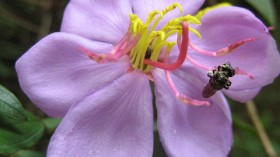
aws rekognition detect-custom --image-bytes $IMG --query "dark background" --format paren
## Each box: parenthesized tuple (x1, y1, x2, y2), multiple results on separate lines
(0, 0, 279, 156)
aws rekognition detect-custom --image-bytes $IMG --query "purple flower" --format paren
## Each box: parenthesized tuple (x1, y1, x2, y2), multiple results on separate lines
(16, 0, 280, 157)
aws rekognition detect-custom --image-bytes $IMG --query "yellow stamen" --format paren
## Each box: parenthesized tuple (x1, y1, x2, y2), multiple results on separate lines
(162, 2, 183, 15)
(189, 27, 202, 39)
(195, 3, 232, 20)
(128, 3, 202, 72)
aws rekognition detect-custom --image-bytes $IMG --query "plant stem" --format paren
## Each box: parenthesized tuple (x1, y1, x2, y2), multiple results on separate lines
(246, 100, 277, 157)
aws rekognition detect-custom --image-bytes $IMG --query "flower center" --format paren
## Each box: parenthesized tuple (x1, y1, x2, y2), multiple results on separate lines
(125, 3, 201, 72)
(78, 3, 202, 73)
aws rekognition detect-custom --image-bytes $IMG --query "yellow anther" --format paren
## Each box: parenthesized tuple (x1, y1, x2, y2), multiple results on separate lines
(151, 41, 176, 60)
(161, 20, 180, 32)
(189, 27, 202, 39)
(127, 2, 203, 72)
(168, 18, 180, 25)
(145, 41, 176, 72)
(132, 21, 139, 33)
(184, 15, 201, 25)
(151, 31, 165, 41)
(159, 14, 202, 40)
(146, 10, 163, 24)
(129, 14, 139, 32)
(131, 17, 145, 33)
(167, 25, 181, 31)
(162, 2, 183, 15)
(171, 16, 201, 25)
(149, 3, 184, 34)
(165, 30, 180, 39)
(196, 3, 232, 19)
(129, 14, 138, 22)
(165, 42, 176, 55)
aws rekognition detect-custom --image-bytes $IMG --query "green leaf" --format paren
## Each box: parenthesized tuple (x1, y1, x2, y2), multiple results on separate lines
(0, 100, 26, 124)
(0, 85, 23, 111)
(43, 118, 61, 133)
(0, 85, 26, 123)
(23, 110, 39, 121)
(245, 0, 276, 25)
(0, 120, 45, 155)
(0, 85, 45, 155)
(11, 150, 45, 157)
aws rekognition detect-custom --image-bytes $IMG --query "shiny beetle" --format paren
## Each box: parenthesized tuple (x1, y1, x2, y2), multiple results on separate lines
(203, 62, 235, 98)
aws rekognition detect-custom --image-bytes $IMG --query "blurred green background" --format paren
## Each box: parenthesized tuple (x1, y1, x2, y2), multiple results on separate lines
(0, 0, 279, 156)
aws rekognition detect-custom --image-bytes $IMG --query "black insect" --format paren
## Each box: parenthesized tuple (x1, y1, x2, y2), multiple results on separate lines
(203, 62, 235, 98)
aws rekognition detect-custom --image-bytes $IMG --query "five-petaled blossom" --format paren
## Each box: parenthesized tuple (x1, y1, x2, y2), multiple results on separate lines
(16, 0, 280, 157)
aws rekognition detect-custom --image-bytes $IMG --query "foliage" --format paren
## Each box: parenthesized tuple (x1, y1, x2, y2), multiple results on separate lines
(0, 85, 61, 156)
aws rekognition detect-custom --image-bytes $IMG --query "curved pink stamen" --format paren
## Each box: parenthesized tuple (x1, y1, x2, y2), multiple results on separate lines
(144, 21, 189, 71)
(111, 31, 132, 55)
(78, 46, 103, 62)
(165, 65, 210, 106)
(120, 34, 141, 56)
(189, 37, 256, 57)
(235, 68, 254, 79)
(185, 56, 210, 71)
(162, 44, 210, 106)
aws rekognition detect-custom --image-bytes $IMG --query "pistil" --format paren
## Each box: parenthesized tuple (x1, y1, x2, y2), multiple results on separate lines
(189, 37, 256, 57)
(144, 22, 189, 71)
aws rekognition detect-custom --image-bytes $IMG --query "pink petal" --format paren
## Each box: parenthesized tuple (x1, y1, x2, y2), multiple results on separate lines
(189, 6, 280, 90)
(223, 88, 261, 103)
(61, 0, 132, 43)
(153, 69, 232, 157)
(16, 33, 130, 117)
(47, 71, 153, 157)
(132, 0, 205, 27)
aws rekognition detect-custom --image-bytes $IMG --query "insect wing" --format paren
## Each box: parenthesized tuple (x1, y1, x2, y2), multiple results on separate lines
(202, 82, 218, 98)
